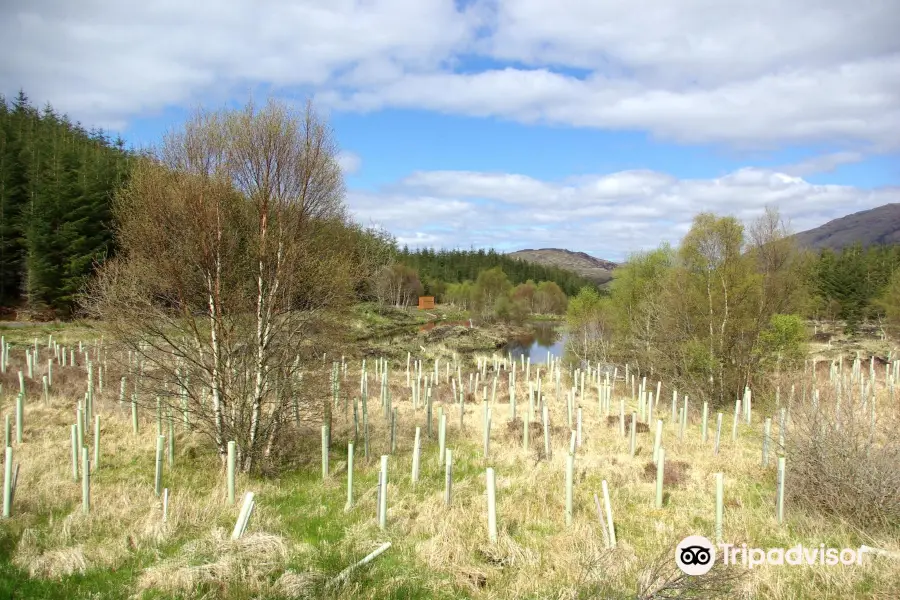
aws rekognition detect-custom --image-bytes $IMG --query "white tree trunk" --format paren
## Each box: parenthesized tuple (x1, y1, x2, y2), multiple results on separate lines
(207, 277, 225, 458)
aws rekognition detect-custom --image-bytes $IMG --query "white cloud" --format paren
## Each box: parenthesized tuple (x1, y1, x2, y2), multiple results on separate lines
(1, 0, 898, 149)
(400, 170, 563, 205)
(484, 0, 898, 85)
(347, 167, 900, 261)
(326, 58, 900, 148)
(336, 151, 362, 175)
(779, 152, 866, 177)
(0, 0, 479, 128)
(349, 191, 482, 230)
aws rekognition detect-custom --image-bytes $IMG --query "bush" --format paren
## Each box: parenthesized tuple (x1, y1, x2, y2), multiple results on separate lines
(756, 314, 807, 370)
(786, 386, 900, 531)
(566, 287, 612, 362)
(494, 295, 529, 325)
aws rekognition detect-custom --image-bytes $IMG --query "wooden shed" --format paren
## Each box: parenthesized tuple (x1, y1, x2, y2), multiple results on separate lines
(417, 296, 435, 310)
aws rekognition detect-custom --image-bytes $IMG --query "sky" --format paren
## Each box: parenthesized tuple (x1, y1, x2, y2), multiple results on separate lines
(1, 0, 899, 262)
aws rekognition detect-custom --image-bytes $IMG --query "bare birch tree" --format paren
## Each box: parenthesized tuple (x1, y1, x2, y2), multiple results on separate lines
(374, 263, 423, 307)
(85, 99, 374, 472)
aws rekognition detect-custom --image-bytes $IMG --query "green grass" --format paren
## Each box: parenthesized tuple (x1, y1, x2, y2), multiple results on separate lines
(0, 555, 144, 600)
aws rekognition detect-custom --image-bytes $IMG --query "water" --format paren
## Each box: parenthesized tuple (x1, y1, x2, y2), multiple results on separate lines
(502, 321, 567, 364)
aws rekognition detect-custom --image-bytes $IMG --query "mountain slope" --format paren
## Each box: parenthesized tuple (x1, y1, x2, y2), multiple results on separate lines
(508, 248, 618, 284)
(794, 204, 900, 251)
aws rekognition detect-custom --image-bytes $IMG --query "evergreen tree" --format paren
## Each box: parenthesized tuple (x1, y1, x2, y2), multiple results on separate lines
(0, 91, 34, 305)
(0, 91, 131, 315)
(811, 243, 900, 331)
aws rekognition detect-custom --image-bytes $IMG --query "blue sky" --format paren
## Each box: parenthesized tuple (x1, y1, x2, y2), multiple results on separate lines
(2, 0, 898, 261)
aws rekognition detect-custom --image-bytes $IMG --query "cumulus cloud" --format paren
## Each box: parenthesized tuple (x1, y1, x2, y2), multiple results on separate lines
(347, 168, 900, 260)
(326, 59, 900, 148)
(1, 0, 898, 148)
(0, 0, 480, 127)
(483, 0, 898, 85)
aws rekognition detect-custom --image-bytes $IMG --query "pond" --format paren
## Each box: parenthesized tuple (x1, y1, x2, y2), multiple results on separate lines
(502, 321, 568, 364)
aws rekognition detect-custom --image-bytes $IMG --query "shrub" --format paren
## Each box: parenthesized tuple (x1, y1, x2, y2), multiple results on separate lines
(786, 387, 900, 531)
(756, 314, 807, 371)
(494, 295, 529, 325)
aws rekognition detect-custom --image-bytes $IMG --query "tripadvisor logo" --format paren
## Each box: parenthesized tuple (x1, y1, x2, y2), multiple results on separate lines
(675, 536, 868, 575)
(676, 535, 716, 575)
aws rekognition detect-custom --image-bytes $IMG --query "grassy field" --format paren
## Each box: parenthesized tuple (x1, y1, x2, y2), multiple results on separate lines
(0, 326, 898, 599)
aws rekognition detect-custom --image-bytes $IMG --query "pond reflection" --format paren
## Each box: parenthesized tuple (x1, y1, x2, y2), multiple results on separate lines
(503, 321, 567, 364)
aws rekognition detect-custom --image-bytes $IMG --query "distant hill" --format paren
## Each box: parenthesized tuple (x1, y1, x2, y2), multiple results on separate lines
(794, 204, 900, 251)
(508, 248, 618, 284)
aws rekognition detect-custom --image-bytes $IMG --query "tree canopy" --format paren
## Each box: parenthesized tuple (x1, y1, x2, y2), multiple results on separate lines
(573, 209, 810, 405)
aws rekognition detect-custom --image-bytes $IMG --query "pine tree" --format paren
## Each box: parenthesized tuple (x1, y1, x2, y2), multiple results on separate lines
(0, 92, 34, 305)
(0, 91, 131, 315)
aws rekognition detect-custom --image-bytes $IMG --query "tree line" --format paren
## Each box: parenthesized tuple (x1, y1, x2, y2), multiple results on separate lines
(372, 262, 569, 322)
(566, 208, 900, 409)
(2, 89, 897, 348)
(396, 246, 598, 297)
(444, 267, 569, 321)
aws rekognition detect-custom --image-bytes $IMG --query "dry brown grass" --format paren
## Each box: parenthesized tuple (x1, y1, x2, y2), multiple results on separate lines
(2, 392, 249, 580)
(0, 349, 298, 594)
(3, 343, 900, 599)
(607, 414, 651, 433)
(363, 358, 900, 599)
(135, 528, 292, 596)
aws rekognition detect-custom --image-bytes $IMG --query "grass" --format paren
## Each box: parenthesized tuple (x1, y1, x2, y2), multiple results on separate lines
(0, 321, 103, 346)
(1, 337, 898, 598)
